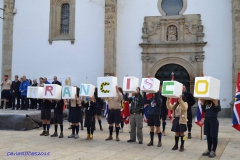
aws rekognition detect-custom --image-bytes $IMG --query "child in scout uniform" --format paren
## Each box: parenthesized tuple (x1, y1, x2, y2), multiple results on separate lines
(67, 88, 82, 139)
(166, 95, 188, 152)
(144, 91, 163, 147)
(81, 96, 96, 140)
(200, 99, 221, 158)
(105, 86, 123, 141)
(51, 99, 64, 138)
(40, 99, 52, 136)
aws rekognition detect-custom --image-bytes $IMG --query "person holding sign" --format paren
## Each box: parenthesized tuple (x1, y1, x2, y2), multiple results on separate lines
(200, 99, 221, 158)
(81, 96, 96, 140)
(40, 99, 52, 136)
(182, 85, 196, 139)
(51, 99, 64, 138)
(67, 88, 82, 139)
(166, 95, 188, 152)
(105, 86, 123, 141)
(94, 88, 104, 131)
(144, 92, 162, 147)
(126, 87, 144, 144)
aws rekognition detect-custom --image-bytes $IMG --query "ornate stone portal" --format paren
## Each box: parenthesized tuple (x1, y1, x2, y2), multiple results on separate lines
(140, 2, 207, 93)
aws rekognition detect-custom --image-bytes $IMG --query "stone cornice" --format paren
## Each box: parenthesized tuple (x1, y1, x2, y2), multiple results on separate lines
(139, 42, 207, 48)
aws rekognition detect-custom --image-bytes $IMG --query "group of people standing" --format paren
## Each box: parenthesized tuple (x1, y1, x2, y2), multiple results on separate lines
(0, 75, 60, 110)
(1, 75, 221, 158)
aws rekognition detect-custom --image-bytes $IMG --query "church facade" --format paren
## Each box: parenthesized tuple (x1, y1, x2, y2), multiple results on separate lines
(0, 0, 239, 117)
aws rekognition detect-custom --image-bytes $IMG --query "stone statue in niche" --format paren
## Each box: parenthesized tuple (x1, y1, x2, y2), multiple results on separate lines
(167, 25, 177, 41)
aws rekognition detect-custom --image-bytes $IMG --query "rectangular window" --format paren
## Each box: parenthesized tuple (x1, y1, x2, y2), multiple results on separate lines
(61, 4, 70, 34)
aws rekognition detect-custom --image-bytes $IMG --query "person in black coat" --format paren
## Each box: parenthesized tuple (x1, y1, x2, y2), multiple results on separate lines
(182, 85, 196, 139)
(82, 96, 96, 140)
(51, 99, 64, 138)
(94, 88, 104, 131)
(52, 76, 62, 86)
(200, 99, 221, 158)
(159, 83, 168, 136)
(11, 75, 21, 110)
(51, 76, 62, 111)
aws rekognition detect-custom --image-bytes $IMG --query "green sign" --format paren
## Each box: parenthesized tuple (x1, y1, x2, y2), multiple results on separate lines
(162, 81, 174, 95)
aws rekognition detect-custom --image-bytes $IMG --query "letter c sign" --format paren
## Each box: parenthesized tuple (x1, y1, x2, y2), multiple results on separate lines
(195, 80, 209, 94)
(100, 82, 110, 93)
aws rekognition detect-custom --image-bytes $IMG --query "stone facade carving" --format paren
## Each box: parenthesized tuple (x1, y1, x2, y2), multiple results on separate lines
(104, 0, 117, 76)
(49, 0, 76, 45)
(140, 14, 207, 92)
(2, 0, 14, 79)
(189, 55, 205, 63)
(167, 25, 177, 41)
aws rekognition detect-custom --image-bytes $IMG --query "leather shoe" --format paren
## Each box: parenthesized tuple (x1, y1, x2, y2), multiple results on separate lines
(127, 139, 135, 142)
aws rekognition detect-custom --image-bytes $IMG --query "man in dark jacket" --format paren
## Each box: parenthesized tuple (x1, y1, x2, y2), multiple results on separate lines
(11, 75, 21, 110)
(127, 87, 144, 144)
(30, 79, 38, 109)
(159, 84, 168, 136)
(52, 76, 61, 86)
(182, 85, 196, 139)
(51, 76, 61, 109)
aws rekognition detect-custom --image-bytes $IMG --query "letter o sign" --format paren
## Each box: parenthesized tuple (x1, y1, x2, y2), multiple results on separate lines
(195, 80, 209, 94)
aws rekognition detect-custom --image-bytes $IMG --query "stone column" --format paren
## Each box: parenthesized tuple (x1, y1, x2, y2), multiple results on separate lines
(232, 0, 240, 97)
(1, 0, 14, 79)
(160, 20, 166, 42)
(104, 0, 117, 76)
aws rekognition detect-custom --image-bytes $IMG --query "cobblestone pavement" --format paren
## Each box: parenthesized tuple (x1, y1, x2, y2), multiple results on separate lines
(0, 118, 239, 160)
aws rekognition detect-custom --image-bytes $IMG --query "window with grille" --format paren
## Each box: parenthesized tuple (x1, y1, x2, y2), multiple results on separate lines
(61, 4, 70, 34)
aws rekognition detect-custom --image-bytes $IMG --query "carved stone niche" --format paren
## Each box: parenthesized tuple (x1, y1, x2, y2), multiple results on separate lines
(139, 14, 207, 92)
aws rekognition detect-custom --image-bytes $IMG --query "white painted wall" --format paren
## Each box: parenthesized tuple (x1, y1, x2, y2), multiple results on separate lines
(12, 0, 105, 87)
(117, 0, 232, 108)
(186, 0, 232, 108)
(117, 0, 160, 89)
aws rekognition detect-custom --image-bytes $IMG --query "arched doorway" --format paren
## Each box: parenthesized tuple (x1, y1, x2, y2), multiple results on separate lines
(155, 63, 190, 91)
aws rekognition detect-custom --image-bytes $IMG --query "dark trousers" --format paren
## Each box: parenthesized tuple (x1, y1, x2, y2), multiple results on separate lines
(8, 94, 12, 108)
(30, 98, 37, 109)
(21, 95, 29, 109)
(37, 99, 42, 110)
(12, 94, 20, 109)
